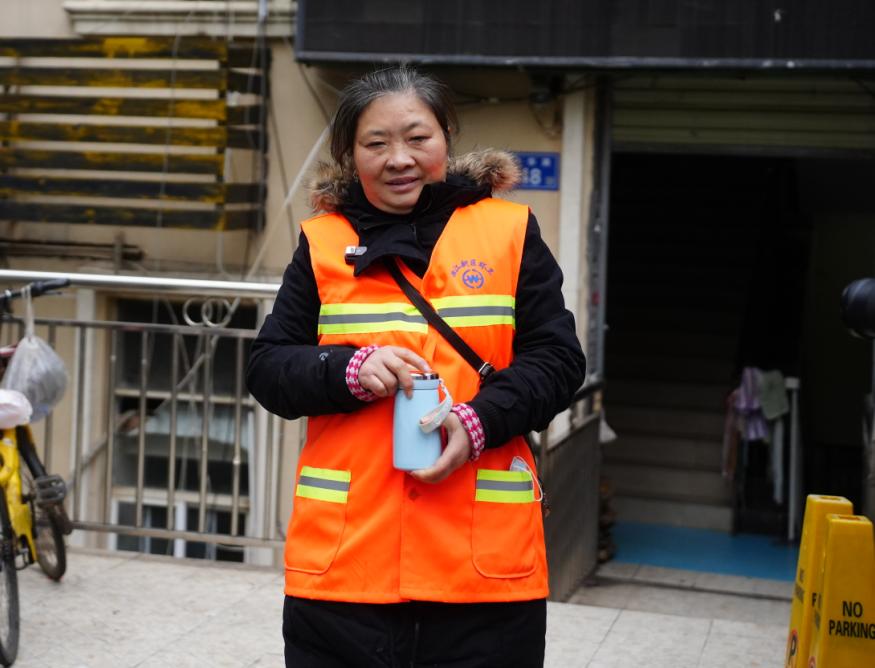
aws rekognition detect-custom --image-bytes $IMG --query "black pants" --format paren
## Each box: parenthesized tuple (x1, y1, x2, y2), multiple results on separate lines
(283, 596, 547, 668)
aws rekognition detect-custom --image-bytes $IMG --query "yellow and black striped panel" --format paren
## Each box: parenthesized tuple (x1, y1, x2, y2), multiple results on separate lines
(295, 467, 351, 504)
(318, 294, 515, 336)
(317, 302, 427, 335)
(475, 469, 534, 504)
(433, 295, 515, 328)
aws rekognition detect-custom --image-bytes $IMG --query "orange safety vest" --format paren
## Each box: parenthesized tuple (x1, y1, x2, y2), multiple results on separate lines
(285, 197, 548, 603)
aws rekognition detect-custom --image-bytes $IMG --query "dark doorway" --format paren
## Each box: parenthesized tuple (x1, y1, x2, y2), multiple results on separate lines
(603, 152, 873, 541)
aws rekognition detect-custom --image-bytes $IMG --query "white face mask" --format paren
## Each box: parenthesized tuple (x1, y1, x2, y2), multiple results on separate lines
(510, 456, 544, 502)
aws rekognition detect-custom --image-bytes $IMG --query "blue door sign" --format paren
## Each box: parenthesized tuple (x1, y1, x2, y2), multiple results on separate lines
(514, 152, 560, 191)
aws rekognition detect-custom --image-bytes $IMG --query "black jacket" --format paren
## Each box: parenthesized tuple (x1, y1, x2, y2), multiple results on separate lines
(246, 150, 586, 449)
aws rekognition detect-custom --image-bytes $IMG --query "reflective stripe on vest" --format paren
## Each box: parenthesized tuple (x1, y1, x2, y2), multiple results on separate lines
(318, 294, 515, 336)
(475, 469, 534, 503)
(318, 302, 427, 335)
(432, 295, 515, 328)
(296, 466, 351, 503)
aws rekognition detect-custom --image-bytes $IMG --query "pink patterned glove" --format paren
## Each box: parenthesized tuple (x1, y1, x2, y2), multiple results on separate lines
(451, 403, 486, 461)
(345, 345, 380, 402)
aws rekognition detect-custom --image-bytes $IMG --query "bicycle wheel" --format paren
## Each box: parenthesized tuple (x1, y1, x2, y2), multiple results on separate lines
(0, 488, 20, 666)
(22, 469, 66, 581)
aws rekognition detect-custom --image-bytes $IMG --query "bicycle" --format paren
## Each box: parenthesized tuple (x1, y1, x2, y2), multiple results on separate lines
(0, 278, 74, 666)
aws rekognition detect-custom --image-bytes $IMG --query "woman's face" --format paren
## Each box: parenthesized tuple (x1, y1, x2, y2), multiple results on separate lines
(353, 92, 448, 215)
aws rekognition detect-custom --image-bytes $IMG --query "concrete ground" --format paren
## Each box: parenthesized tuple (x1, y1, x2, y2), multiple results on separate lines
(13, 549, 792, 667)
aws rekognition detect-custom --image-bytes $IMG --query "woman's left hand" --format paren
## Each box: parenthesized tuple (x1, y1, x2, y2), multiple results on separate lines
(410, 412, 471, 484)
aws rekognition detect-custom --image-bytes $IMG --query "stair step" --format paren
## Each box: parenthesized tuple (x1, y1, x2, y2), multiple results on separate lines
(610, 202, 765, 221)
(608, 261, 754, 286)
(610, 179, 770, 201)
(608, 405, 725, 439)
(603, 434, 723, 471)
(606, 332, 737, 359)
(606, 353, 735, 384)
(611, 496, 733, 532)
(610, 162, 772, 190)
(606, 220, 761, 245)
(607, 285, 747, 309)
(606, 380, 728, 410)
(609, 254, 756, 275)
(608, 238, 757, 261)
(604, 462, 732, 506)
(607, 306, 741, 334)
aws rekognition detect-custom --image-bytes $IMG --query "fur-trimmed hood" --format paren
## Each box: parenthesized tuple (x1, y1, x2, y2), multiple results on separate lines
(308, 149, 521, 213)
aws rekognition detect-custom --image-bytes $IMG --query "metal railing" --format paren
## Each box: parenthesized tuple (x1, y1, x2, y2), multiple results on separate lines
(1, 269, 603, 577)
(539, 379, 604, 601)
(0, 269, 279, 299)
(1, 270, 286, 562)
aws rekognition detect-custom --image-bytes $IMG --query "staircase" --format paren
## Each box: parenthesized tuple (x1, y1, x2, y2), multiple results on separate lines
(602, 154, 774, 531)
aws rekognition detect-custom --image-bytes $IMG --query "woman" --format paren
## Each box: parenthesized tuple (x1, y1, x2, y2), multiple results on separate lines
(247, 66, 586, 667)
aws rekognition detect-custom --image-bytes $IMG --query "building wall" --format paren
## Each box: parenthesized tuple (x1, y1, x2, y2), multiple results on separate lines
(0, 4, 598, 560)
(0, 4, 579, 279)
(0, 0, 75, 38)
(256, 64, 569, 277)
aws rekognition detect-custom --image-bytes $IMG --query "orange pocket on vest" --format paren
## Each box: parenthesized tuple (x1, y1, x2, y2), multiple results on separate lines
(284, 466, 350, 575)
(471, 469, 538, 578)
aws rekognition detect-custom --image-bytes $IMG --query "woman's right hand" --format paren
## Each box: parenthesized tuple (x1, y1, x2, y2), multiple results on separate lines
(358, 346, 431, 399)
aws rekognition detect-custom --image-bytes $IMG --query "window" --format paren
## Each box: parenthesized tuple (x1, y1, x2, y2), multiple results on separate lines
(64, 0, 295, 38)
(110, 297, 257, 563)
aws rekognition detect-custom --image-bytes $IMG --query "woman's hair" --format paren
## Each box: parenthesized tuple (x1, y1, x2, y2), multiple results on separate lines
(329, 65, 458, 168)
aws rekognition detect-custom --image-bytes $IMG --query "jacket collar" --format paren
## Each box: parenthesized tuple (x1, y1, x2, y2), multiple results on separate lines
(343, 175, 489, 276)
(306, 149, 522, 277)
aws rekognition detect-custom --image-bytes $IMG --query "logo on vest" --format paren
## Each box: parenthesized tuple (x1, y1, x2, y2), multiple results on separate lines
(451, 258, 494, 290)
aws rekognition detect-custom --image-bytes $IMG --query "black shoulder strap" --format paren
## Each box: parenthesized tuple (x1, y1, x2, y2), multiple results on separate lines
(383, 258, 495, 383)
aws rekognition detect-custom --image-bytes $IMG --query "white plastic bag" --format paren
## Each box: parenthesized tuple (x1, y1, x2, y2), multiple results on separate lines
(0, 389, 32, 429)
(0, 286, 67, 422)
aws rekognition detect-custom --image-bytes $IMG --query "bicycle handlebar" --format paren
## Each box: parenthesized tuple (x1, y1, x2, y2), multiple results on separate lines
(842, 278, 875, 339)
(1, 278, 71, 306)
